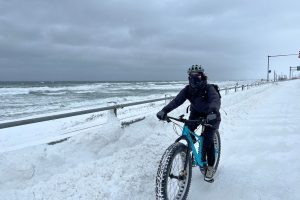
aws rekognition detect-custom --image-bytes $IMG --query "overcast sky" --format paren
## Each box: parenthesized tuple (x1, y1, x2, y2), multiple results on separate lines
(0, 0, 300, 81)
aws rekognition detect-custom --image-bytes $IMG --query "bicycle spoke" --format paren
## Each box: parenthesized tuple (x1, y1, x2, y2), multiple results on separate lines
(156, 142, 193, 200)
(167, 152, 187, 199)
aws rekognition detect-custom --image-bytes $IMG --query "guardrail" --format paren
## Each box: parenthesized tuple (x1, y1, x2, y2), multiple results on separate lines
(0, 81, 270, 130)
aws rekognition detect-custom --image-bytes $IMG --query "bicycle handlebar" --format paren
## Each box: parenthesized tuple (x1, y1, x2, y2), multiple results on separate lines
(166, 115, 208, 125)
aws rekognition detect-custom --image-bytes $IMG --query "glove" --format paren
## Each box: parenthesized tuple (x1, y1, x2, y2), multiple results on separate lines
(206, 112, 217, 122)
(156, 110, 167, 120)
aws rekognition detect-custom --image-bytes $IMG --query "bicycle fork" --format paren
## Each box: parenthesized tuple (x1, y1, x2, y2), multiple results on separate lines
(174, 135, 191, 179)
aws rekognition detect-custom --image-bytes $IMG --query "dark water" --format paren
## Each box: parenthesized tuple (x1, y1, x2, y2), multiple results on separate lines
(0, 80, 251, 121)
(0, 81, 187, 121)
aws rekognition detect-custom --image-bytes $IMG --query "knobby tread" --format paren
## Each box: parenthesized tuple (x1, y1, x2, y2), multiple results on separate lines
(155, 142, 192, 200)
(213, 131, 221, 171)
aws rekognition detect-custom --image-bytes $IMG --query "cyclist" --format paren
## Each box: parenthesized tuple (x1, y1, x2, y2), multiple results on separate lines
(156, 64, 221, 182)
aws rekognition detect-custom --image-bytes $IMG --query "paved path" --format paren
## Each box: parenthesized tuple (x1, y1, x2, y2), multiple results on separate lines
(190, 80, 300, 200)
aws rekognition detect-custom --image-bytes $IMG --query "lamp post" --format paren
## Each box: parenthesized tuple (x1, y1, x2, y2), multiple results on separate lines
(267, 53, 299, 81)
(273, 70, 277, 82)
(267, 55, 270, 81)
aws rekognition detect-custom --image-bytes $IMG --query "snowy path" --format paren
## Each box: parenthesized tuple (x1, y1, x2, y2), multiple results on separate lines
(1, 80, 300, 200)
(190, 80, 300, 200)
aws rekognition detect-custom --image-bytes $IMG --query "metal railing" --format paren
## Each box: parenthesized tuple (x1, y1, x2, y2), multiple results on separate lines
(0, 97, 170, 129)
(0, 81, 271, 130)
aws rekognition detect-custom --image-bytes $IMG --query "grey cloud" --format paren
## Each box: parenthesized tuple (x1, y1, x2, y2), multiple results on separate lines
(0, 0, 300, 81)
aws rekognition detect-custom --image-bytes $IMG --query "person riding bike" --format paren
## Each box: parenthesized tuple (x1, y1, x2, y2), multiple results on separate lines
(156, 64, 221, 182)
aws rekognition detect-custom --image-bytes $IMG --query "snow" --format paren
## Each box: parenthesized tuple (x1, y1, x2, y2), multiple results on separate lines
(1, 80, 300, 199)
(190, 80, 300, 200)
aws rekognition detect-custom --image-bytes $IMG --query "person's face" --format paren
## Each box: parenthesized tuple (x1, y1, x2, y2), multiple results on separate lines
(189, 73, 202, 80)
(188, 73, 203, 87)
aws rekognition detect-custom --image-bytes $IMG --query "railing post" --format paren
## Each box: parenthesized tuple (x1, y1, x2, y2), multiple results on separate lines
(235, 86, 237, 92)
(242, 85, 244, 91)
(225, 87, 228, 95)
(107, 101, 118, 121)
(165, 94, 172, 105)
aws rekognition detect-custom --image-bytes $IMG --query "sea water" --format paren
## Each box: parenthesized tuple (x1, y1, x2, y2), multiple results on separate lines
(0, 80, 251, 121)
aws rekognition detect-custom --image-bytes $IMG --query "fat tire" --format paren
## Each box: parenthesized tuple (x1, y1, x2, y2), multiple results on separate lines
(213, 130, 221, 171)
(155, 142, 192, 200)
(200, 130, 221, 175)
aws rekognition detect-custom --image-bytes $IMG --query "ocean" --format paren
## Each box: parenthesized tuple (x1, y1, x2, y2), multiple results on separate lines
(0, 80, 251, 122)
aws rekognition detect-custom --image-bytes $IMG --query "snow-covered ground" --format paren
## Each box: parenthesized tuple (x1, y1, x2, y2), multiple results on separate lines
(0, 80, 300, 200)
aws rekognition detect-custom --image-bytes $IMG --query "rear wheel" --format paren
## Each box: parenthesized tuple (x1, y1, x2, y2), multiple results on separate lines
(199, 130, 221, 175)
(213, 130, 221, 171)
(155, 142, 192, 200)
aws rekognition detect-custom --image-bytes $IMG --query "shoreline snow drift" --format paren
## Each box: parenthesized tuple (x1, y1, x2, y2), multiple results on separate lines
(1, 80, 300, 200)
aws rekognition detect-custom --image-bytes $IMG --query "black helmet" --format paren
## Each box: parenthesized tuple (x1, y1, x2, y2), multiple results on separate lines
(187, 64, 204, 75)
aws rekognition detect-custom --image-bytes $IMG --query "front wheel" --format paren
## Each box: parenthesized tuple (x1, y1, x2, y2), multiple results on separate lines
(155, 142, 192, 200)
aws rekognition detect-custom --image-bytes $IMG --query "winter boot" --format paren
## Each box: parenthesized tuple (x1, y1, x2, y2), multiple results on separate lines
(204, 166, 214, 183)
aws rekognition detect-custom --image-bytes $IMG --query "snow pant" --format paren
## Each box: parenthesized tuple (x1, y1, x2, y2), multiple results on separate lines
(185, 111, 220, 167)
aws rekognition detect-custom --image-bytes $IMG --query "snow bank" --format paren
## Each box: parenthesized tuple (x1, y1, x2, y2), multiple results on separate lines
(1, 81, 300, 200)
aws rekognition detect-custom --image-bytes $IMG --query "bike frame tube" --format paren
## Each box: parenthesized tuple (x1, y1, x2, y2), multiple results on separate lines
(182, 125, 207, 168)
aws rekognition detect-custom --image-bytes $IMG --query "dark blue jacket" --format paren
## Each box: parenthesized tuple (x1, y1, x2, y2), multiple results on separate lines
(162, 84, 221, 120)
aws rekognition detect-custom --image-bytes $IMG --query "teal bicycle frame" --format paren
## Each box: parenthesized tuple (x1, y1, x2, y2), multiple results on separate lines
(168, 115, 219, 172)
(181, 125, 207, 168)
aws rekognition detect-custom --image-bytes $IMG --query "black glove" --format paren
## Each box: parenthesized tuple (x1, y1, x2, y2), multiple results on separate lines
(206, 112, 217, 122)
(157, 110, 167, 120)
